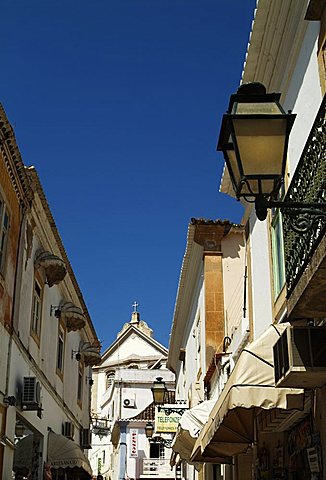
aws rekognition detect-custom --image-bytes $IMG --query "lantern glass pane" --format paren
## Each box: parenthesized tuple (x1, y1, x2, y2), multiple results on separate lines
(233, 102, 283, 115)
(225, 148, 241, 192)
(152, 385, 165, 405)
(232, 118, 287, 178)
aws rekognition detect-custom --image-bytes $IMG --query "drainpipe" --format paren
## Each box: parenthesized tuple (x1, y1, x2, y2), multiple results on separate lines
(118, 422, 128, 480)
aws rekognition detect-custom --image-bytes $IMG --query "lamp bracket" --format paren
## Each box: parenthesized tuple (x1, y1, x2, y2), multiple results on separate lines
(254, 195, 326, 232)
(157, 406, 188, 416)
(150, 437, 173, 448)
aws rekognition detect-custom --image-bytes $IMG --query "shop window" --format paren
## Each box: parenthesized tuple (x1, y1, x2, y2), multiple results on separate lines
(31, 279, 43, 342)
(56, 324, 65, 377)
(0, 194, 9, 275)
(271, 210, 286, 298)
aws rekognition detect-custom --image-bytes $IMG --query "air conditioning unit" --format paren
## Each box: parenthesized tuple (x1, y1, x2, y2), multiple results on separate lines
(273, 326, 326, 388)
(22, 377, 41, 410)
(63, 422, 75, 439)
(123, 398, 136, 408)
(80, 428, 92, 449)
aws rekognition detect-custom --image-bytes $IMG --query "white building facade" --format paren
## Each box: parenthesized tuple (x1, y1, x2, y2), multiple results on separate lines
(90, 309, 175, 480)
(185, 1, 326, 479)
(0, 105, 100, 479)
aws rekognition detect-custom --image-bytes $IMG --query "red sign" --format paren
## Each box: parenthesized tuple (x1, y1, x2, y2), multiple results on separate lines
(130, 429, 138, 458)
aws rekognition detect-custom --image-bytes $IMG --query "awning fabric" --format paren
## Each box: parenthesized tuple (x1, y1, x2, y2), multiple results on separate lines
(191, 324, 304, 463)
(171, 399, 231, 469)
(14, 432, 92, 475)
(48, 432, 92, 475)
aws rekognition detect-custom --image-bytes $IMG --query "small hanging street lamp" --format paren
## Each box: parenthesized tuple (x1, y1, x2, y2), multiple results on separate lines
(217, 82, 326, 229)
(145, 422, 172, 448)
(145, 421, 154, 439)
(151, 377, 166, 406)
(151, 377, 188, 416)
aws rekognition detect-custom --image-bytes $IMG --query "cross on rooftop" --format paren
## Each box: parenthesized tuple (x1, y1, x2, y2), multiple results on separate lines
(132, 301, 139, 313)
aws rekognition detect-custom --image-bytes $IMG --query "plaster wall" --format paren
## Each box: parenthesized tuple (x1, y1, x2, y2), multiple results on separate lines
(4, 340, 90, 479)
(175, 269, 205, 406)
(0, 324, 10, 395)
(283, 21, 323, 177)
(103, 335, 163, 364)
(221, 233, 246, 339)
(249, 214, 273, 339)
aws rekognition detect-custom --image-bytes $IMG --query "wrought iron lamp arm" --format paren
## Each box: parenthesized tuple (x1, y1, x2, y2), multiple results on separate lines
(255, 195, 326, 232)
(157, 405, 188, 416)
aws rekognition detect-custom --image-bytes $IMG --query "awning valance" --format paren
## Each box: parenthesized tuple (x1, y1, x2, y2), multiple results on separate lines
(191, 324, 305, 463)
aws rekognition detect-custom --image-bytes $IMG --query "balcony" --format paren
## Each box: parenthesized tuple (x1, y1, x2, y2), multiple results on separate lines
(283, 96, 326, 319)
(140, 458, 175, 479)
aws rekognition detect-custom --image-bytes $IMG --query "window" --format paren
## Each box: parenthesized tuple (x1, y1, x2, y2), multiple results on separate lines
(31, 280, 42, 339)
(0, 195, 9, 274)
(56, 325, 65, 375)
(106, 372, 115, 389)
(77, 368, 83, 404)
(271, 210, 286, 298)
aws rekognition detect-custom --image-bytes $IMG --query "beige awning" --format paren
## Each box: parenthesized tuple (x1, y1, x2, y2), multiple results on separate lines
(191, 324, 305, 463)
(48, 431, 92, 474)
(171, 399, 231, 466)
(14, 432, 92, 475)
(172, 400, 215, 459)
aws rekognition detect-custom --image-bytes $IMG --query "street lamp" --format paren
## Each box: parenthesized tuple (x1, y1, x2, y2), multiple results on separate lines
(145, 422, 173, 448)
(217, 82, 326, 227)
(145, 421, 155, 439)
(151, 377, 166, 406)
(151, 377, 188, 416)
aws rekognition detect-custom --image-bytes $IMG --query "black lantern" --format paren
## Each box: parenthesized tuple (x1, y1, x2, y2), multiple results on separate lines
(218, 82, 296, 203)
(151, 377, 166, 406)
(218, 82, 326, 227)
(145, 422, 154, 439)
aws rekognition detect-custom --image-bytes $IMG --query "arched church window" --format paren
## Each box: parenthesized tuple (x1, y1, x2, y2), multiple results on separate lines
(106, 372, 115, 389)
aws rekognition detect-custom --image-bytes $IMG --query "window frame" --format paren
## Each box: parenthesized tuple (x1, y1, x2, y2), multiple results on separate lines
(30, 277, 43, 345)
(56, 322, 66, 379)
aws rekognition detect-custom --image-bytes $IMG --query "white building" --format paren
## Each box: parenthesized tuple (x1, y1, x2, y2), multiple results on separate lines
(90, 308, 175, 480)
(0, 104, 100, 479)
(185, 1, 326, 479)
(168, 219, 246, 480)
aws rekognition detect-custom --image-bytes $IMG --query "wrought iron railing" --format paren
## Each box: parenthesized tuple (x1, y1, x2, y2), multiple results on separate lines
(283, 96, 326, 294)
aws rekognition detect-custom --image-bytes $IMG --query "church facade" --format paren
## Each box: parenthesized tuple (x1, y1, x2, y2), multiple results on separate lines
(90, 307, 175, 480)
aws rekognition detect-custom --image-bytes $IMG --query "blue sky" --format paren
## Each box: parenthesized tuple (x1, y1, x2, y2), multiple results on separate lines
(1, 0, 256, 349)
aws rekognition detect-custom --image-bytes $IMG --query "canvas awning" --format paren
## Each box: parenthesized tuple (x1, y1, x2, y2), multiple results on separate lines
(171, 399, 231, 469)
(191, 324, 305, 463)
(13, 432, 92, 476)
(48, 431, 92, 474)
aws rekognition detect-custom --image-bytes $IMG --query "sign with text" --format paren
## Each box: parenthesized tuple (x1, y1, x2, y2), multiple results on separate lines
(155, 408, 182, 433)
(130, 429, 138, 457)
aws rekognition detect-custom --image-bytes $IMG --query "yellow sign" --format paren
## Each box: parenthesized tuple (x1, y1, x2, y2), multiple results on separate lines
(155, 409, 181, 433)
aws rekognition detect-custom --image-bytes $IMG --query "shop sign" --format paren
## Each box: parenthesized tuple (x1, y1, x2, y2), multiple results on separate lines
(155, 409, 181, 433)
(130, 429, 138, 457)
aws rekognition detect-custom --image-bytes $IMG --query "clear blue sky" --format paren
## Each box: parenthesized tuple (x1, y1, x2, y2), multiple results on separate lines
(1, 0, 256, 349)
